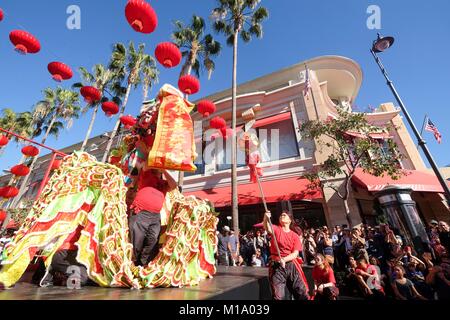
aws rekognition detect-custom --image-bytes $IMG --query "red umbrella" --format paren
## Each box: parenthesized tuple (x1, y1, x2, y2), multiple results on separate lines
(197, 100, 216, 118)
(10, 164, 30, 177)
(120, 115, 137, 129)
(48, 62, 73, 82)
(155, 42, 181, 68)
(210, 116, 226, 129)
(0, 8, 4, 22)
(125, 0, 158, 34)
(80, 86, 102, 104)
(9, 30, 41, 54)
(101, 101, 119, 117)
(178, 75, 200, 95)
(22, 145, 39, 157)
(2, 186, 19, 199)
(0, 135, 9, 147)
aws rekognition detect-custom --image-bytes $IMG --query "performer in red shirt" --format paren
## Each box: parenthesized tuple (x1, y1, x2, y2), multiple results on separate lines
(129, 169, 176, 266)
(263, 210, 309, 300)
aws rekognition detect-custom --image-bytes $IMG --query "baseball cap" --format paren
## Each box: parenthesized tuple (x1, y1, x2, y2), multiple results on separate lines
(223, 226, 230, 232)
(430, 220, 438, 225)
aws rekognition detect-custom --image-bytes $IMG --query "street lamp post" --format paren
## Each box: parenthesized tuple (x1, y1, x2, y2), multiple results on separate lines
(371, 33, 450, 206)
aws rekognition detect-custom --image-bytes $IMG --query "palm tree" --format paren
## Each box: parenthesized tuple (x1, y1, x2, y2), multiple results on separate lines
(172, 15, 222, 79)
(171, 15, 222, 187)
(101, 42, 159, 162)
(142, 64, 159, 101)
(212, 0, 268, 234)
(73, 64, 123, 152)
(11, 87, 80, 207)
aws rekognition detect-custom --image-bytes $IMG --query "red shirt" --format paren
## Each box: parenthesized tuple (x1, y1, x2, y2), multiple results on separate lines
(131, 187, 165, 215)
(270, 225, 302, 259)
(312, 266, 336, 285)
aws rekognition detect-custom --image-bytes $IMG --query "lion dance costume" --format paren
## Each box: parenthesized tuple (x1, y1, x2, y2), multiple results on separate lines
(0, 85, 218, 289)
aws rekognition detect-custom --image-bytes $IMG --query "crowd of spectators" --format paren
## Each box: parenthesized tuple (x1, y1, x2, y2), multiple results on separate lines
(216, 219, 450, 300)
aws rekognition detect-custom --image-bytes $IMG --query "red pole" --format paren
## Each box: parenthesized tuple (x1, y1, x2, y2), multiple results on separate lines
(0, 127, 67, 157)
(35, 152, 57, 200)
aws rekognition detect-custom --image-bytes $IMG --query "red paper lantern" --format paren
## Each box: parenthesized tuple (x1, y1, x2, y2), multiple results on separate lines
(22, 145, 39, 157)
(210, 116, 226, 129)
(125, 0, 158, 34)
(9, 30, 41, 55)
(120, 115, 137, 129)
(51, 159, 62, 170)
(2, 186, 19, 199)
(0, 210, 6, 222)
(178, 75, 200, 95)
(102, 101, 119, 117)
(155, 42, 181, 68)
(11, 164, 30, 177)
(197, 100, 216, 118)
(0, 135, 9, 146)
(48, 62, 73, 82)
(80, 86, 102, 104)
(0, 8, 4, 22)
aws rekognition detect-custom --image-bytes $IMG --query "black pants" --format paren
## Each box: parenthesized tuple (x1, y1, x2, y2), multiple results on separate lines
(269, 261, 309, 300)
(129, 211, 161, 266)
(32, 250, 89, 287)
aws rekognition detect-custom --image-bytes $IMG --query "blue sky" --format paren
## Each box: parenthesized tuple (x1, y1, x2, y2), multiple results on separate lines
(0, 0, 449, 171)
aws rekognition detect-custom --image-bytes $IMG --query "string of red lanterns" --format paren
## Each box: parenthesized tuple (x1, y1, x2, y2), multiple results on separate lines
(197, 100, 216, 118)
(102, 101, 119, 117)
(80, 86, 102, 104)
(125, 0, 158, 34)
(155, 42, 181, 68)
(10, 164, 30, 177)
(178, 75, 200, 95)
(0, 135, 9, 147)
(9, 30, 41, 55)
(48, 62, 73, 82)
(21, 145, 39, 157)
(120, 115, 137, 129)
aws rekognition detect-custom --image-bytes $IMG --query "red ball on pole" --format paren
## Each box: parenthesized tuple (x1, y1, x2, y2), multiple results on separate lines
(210, 116, 226, 129)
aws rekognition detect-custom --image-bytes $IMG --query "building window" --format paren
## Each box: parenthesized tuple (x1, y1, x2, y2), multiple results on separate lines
(257, 119, 299, 162)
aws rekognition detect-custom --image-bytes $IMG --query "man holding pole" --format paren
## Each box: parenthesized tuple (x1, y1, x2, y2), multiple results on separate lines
(263, 210, 309, 300)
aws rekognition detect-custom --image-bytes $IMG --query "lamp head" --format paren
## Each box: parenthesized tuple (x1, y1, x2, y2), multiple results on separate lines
(372, 33, 395, 53)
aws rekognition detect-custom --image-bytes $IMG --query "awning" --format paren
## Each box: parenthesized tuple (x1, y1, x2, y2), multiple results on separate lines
(352, 168, 448, 193)
(253, 112, 291, 128)
(185, 176, 323, 208)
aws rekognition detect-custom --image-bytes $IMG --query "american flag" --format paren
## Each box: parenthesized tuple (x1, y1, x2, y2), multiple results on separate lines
(425, 118, 442, 144)
(303, 66, 312, 98)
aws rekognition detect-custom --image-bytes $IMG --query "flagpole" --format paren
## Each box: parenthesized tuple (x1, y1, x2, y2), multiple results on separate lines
(417, 115, 428, 149)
